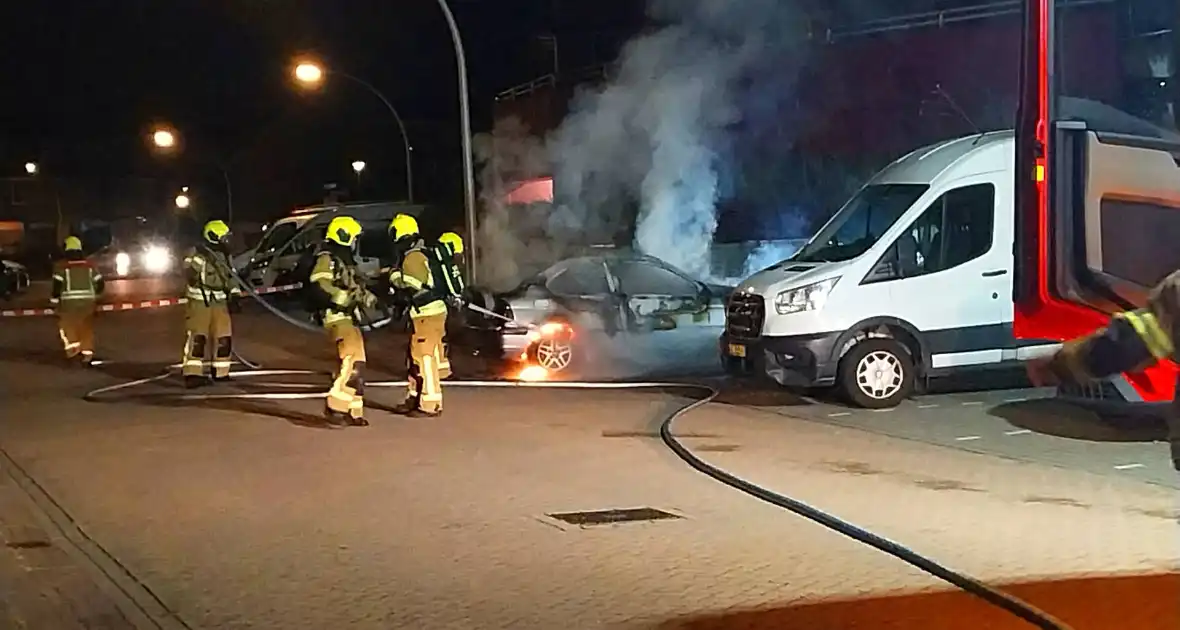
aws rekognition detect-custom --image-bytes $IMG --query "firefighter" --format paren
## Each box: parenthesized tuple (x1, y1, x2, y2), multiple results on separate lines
(432, 231, 467, 379)
(1027, 269, 1180, 473)
(388, 214, 449, 417)
(51, 236, 104, 365)
(309, 215, 379, 427)
(182, 220, 239, 388)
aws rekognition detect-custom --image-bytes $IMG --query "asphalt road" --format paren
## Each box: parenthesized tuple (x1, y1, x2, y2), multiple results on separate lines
(0, 307, 1176, 629)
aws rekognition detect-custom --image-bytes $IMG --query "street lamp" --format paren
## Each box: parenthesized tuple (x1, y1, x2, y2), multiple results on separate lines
(292, 60, 415, 204)
(351, 160, 366, 174)
(24, 162, 37, 175)
(152, 129, 176, 149)
(175, 193, 191, 209)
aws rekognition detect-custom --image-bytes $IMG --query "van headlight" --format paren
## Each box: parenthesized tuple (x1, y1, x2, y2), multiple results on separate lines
(141, 244, 173, 274)
(115, 252, 131, 277)
(774, 277, 839, 315)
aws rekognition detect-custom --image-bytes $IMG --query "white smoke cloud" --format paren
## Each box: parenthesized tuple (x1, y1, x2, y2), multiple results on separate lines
(476, 0, 812, 289)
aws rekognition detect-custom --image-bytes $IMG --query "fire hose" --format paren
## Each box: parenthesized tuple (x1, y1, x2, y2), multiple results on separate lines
(82, 243, 1071, 629)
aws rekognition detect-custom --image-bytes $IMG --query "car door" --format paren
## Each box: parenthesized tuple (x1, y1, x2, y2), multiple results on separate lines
(865, 180, 1006, 369)
(541, 258, 614, 333)
(608, 258, 708, 332)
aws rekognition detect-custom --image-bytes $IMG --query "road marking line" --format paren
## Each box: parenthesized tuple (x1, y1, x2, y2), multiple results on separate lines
(917, 404, 939, 409)
(955, 435, 982, 441)
(872, 408, 894, 413)
(828, 412, 851, 417)
(1114, 463, 1145, 470)
(1003, 398, 1029, 403)
(1004, 429, 1033, 436)
(960, 401, 984, 406)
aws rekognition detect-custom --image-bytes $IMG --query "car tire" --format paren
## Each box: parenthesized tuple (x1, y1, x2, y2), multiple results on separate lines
(528, 327, 577, 373)
(838, 338, 915, 409)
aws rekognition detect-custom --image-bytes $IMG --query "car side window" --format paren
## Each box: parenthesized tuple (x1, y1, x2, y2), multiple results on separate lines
(866, 183, 995, 282)
(258, 223, 298, 255)
(546, 260, 610, 295)
(612, 261, 698, 296)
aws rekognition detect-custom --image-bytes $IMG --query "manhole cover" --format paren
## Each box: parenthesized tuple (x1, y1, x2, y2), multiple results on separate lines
(6, 540, 51, 549)
(547, 507, 682, 526)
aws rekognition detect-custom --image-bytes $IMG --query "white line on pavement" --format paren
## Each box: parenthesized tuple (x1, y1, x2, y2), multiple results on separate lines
(955, 435, 982, 442)
(917, 403, 939, 409)
(1113, 463, 1145, 470)
(1004, 429, 1033, 436)
(960, 401, 984, 406)
(828, 412, 851, 417)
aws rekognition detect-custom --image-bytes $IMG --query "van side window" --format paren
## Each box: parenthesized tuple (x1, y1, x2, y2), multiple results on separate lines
(866, 183, 995, 282)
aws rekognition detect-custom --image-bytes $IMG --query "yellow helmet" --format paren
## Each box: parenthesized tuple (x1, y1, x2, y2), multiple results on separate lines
(203, 220, 231, 244)
(63, 236, 83, 252)
(390, 213, 419, 240)
(438, 231, 464, 255)
(325, 216, 363, 247)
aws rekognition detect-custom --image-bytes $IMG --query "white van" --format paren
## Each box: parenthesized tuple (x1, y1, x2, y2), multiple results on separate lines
(721, 130, 1060, 408)
(236, 202, 429, 288)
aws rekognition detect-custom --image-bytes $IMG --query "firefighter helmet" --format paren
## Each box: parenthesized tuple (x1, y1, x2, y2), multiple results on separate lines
(438, 231, 464, 255)
(326, 216, 363, 247)
(203, 220, 231, 244)
(389, 213, 419, 240)
(63, 236, 83, 252)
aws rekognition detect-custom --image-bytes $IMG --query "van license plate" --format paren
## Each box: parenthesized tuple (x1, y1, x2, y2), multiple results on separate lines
(728, 344, 746, 358)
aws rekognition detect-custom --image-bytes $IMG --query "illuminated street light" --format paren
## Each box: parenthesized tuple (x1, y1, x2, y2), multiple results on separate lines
(292, 59, 415, 204)
(293, 62, 324, 85)
(24, 162, 37, 175)
(175, 193, 191, 209)
(152, 129, 176, 149)
(351, 160, 366, 174)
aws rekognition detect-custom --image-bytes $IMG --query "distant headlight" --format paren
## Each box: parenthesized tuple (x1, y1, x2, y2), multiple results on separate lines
(115, 252, 131, 277)
(141, 245, 172, 274)
(774, 277, 839, 315)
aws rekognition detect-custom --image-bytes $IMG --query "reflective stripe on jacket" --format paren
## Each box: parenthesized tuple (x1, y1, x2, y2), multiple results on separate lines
(389, 247, 447, 318)
(184, 249, 238, 303)
(52, 260, 103, 303)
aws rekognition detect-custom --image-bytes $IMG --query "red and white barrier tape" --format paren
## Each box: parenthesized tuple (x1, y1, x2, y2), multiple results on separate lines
(0, 283, 302, 318)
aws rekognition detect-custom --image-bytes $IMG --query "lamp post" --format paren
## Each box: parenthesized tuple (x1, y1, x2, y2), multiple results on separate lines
(150, 126, 234, 224)
(24, 162, 37, 175)
(175, 193, 191, 209)
(294, 62, 415, 203)
(434, 0, 479, 283)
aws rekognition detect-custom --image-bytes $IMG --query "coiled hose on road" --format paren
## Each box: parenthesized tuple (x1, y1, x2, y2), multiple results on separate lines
(76, 240, 1075, 628)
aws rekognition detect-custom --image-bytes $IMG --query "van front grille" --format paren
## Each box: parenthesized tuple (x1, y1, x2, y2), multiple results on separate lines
(726, 293, 764, 339)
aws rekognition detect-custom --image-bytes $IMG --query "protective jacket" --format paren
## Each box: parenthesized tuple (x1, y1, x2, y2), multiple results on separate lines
(51, 255, 104, 305)
(1044, 269, 1180, 468)
(184, 247, 237, 304)
(309, 247, 369, 327)
(388, 240, 448, 319)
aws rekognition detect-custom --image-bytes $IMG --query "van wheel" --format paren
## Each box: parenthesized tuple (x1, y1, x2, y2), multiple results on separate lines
(838, 338, 914, 409)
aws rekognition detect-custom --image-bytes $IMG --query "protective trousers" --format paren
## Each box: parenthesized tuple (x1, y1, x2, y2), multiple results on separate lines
(437, 337, 452, 380)
(1168, 397, 1180, 471)
(183, 301, 233, 378)
(405, 314, 446, 413)
(57, 302, 96, 361)
(327, 321, 367, 419)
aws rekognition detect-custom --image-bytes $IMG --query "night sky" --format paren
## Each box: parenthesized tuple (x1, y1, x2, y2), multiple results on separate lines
(0, 1, 583, 221)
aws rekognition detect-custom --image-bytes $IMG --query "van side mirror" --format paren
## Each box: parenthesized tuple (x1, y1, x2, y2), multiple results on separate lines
(864, 244, 902, 283)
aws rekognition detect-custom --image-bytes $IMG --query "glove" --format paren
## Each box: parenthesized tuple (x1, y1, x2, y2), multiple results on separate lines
(446, 294, 466, 309)
(360, 291, 379, 309)
(228, 295, 242, 314)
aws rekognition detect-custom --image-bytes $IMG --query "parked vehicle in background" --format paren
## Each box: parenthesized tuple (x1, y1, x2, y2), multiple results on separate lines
(0, 259, 30, 299)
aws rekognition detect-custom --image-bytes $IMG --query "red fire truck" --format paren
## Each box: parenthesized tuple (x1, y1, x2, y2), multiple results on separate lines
(1014, 0, 1178, 402)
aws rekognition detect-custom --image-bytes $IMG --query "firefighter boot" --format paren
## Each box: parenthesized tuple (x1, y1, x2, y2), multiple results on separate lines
(323, 406, 351, 428)
(405, 408, 442, 419)
(348, 415, 370, 427)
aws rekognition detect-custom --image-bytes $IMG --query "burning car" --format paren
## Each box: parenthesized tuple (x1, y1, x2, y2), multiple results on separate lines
(460, 251, 732, 374)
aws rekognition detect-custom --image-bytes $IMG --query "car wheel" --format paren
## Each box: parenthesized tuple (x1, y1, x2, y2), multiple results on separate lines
(530, 332, 576, 373)
(838, 338, 914, 409)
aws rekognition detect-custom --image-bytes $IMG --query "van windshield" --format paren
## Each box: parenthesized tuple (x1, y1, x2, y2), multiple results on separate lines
(793, 184, 929, 263)
(255, 222, 300, 257)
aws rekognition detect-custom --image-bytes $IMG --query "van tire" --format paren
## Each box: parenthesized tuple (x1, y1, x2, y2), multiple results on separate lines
(838, 338, 914, 409)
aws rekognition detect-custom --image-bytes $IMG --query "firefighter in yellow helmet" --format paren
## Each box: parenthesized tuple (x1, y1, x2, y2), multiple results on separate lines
(309, 215, 379, 427)
(388, 213, 450, 416)
(51, 235, 104, 365)
(432, 231, 467, 379)
(181, 220, 240, 388)
(1028, 269, 1180, 473)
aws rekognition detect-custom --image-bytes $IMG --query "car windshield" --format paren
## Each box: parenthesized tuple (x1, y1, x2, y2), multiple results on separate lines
(256, 222, 300, 256)
(793, 184, 929, 263)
